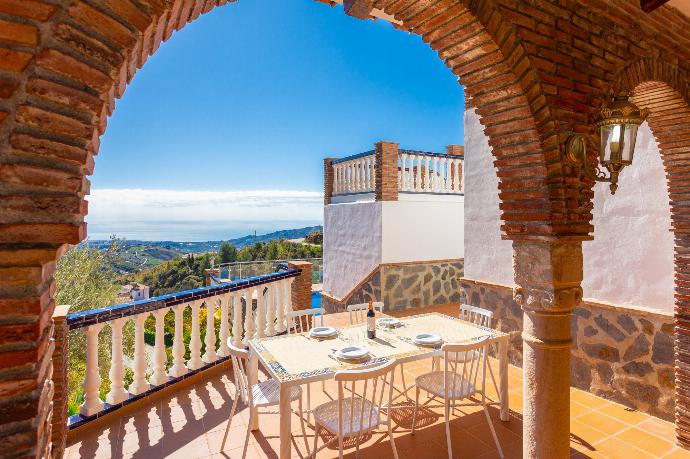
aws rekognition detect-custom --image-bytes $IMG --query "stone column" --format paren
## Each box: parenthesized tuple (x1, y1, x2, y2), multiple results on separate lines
(375, 141, 399, 202)
(288, 260, 313, 311)
(51, 305, 70, 459)
(513, 240, 583, 459)
(324, 157, 335, 205)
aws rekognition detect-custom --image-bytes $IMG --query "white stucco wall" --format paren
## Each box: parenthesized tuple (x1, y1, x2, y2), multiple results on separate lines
(323, 202, 382, 300)
(582, 122, 673, 312)
(462, 109, 674, 313)
(381, 199, 464, 263)
(462, 108, 513, 285)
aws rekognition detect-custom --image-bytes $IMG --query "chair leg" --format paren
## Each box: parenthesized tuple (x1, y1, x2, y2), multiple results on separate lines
(483, 404, 504, 458)
(487, 358, 501, 402)
(338, 433, 344, 459)
(298, 395, 311, 457)
(388, 408, 399, 459)
(411, 386, 420, 434)
(399, 364, 408, 398)
(312, 423, 320, 459)
(445, 401, 452, 459)
(242, 422, 252, 459)
(220, 390, 239, 450)
(306, 384, 311, 423)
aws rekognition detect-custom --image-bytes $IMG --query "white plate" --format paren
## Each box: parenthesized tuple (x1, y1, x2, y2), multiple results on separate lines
(377, 317, 400, 327)
(310, 326, 337, 338)
(413, 333, 443, 346)
(336, 345, 369, 360)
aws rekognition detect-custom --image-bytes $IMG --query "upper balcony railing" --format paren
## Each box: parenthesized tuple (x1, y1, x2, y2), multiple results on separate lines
(64, 268, 300, 429)
(325, 142, 463, 204)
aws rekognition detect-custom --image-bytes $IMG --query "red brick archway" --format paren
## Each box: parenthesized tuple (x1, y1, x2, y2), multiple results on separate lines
(604, 57, 690, 446)
(0, 0, 626, 457)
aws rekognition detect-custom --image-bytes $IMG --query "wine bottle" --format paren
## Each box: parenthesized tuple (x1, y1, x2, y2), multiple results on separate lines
(367, 302, 376, 339)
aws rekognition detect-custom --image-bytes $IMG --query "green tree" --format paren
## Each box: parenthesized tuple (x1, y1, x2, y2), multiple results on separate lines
(218, 241, 237, 263)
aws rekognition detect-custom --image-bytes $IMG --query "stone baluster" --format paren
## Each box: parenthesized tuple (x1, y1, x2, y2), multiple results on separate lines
(202, 300, 218, 363)
(80, 323, 105, 416)
(266, 284, 276, 336)
(415, 155, 422, 191)
(434, 157, 441, 191)
(218, 293, 231, 357)
(275, 279, 286, 333)
(187, 301, 204, 370)
(243, 292, 255, 344)
(403, 153, 410, 191)
(441, 157, 448, 192)
(347, 163, 352, 192)
(255, 288, 266, 338)
(358, 159, 364, 191)
(130, 314, 150, 395)
(286, 277, 295, 315)
(333, 165, 339, 194)
(150, 309, 169, 385)
(106, 318, 129, 405)
(232, 292, 243, 347)
(364, 158, 370, 190)
(169, 304, 188, 377)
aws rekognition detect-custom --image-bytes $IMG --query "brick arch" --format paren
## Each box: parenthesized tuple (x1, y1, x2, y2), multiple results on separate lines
(605, 58, 690, 447)
(0, 0, 569, 457)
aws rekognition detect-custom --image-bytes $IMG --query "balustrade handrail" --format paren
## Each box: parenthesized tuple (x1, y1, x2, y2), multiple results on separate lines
(398, 148, 463, 159)
(67, 268, 300, 330)
(331, 150, 375, 164)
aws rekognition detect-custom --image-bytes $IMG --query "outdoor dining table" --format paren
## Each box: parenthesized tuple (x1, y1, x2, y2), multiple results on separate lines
(247, 311, 511, 459)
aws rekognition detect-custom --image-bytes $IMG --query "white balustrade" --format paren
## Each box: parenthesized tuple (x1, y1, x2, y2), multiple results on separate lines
(150, 309, 168, 385)
(202, 300, 218, 364)
(396, 151, 464, 195)
(170, 304, 187, 378)
(332, 153, 376, 195)
(106, 318, 128, 405)
(69, 272, 297, 419)
(80, 323, 105, 416)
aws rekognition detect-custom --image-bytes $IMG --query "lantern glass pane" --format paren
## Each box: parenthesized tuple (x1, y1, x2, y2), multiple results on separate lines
(621, 123, 639, 163)
(600, 124, 620, 164)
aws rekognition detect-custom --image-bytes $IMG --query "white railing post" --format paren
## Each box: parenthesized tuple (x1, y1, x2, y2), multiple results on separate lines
(266, 284, 276, 336)
(106, 318, 128, 405)
(80, 323, 105, 416)
(202, 300, 218, 363)
(275, 279, 286, 333)
(130, 314, 150, 395)
(187, 300, 203, 370)
(232, 292, 243, 348)
(218, 293, 231, 357)
(169, 304, 188, 378)
(243, 291, 255, 345)
(415, 155, 422, 191)
(256, 287, 266, 339)
(150, 309, 169, 385)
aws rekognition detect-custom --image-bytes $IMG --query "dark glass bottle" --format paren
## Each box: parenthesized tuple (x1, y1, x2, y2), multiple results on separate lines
(366, 302, 376, 339)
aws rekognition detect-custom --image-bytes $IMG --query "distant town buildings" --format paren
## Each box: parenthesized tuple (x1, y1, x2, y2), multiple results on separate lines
(118, 282, 150, 303)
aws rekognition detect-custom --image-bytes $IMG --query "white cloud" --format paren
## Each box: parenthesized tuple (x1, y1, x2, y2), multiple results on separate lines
(86, 188, 324, 223)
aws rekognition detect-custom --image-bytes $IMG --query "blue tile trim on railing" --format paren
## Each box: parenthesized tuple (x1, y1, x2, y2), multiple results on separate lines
(331, 150, 375, 164)
(399, 149, 462, 158)
(66, 269, 301, 329)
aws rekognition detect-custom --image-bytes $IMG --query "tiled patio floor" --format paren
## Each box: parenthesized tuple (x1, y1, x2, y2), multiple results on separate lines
(65, 306, 687, 459)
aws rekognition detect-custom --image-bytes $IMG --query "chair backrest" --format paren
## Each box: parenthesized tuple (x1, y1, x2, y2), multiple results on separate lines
(286, 307, 325, 334)
(441, 337, 490, 400)
(334, 359, 397, 434)
(459, 304, 493, 328)
(346, 302, 384, 325)
(227, 342, 250, 404)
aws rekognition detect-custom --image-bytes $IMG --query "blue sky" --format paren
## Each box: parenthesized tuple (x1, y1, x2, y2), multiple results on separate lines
(88, 0, 465, 240)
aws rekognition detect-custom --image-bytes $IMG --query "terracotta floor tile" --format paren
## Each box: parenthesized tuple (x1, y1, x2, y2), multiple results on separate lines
(592, 437, 656, 459)
(615, 427, 676, 457)
(598, 402, 650, 426)
(571, 401, 593, 418)
(636, 416, 677, 441)
(576, 412, 629, 437)
(570, 419, 607, 452)
(570, 389, 611, 410)
(664, 447, 690, 458)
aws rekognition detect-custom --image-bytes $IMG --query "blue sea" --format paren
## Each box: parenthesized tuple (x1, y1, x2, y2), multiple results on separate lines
(86, 220, 323, 242)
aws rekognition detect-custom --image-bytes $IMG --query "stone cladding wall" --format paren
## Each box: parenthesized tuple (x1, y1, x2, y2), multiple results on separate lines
(460, 278, 675, 420)
(321, 260, 463, 313)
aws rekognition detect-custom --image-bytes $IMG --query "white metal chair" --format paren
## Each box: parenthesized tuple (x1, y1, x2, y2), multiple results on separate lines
(346, 302, 383, 324)
(458, 304, 500, 400)
(346, 302, 409, 399)
(412, 338, 503, 459)
(221, 342, 310, 458)
(311, 359, 399, 459)
(286, 307, 327, 416)
(287, 307, 325, 333)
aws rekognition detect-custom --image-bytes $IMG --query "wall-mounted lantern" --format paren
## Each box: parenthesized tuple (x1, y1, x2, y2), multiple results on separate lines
(565, 95, 648, 194)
